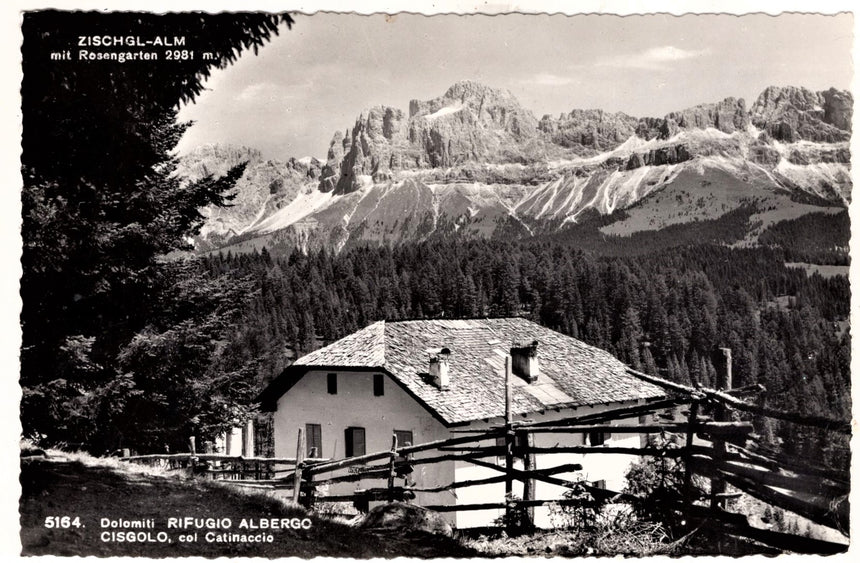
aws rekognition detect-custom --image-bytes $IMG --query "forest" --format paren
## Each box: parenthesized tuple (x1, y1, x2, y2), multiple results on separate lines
(205, 230, 850, 472)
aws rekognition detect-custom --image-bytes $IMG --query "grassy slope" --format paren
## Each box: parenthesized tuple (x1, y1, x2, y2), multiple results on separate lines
(19, 453, 475, 558)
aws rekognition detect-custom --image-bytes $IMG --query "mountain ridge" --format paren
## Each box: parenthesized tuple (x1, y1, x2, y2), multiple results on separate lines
(182, 82, 851, 255)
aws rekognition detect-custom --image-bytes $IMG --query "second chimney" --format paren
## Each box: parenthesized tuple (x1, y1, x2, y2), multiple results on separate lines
(429, 348, 451, 389)
(511, 340, 539, 382)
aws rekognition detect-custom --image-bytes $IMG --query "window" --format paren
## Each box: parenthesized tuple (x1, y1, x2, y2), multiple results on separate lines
(587, 430, 609, 446)
(373, 373, 385, 396)
(327, 373, 337, 395)
(345, 427, 366, 457)
(593, 479, 607, 490)
(306, 424, 322, 458)
(394, 430, 413, 448)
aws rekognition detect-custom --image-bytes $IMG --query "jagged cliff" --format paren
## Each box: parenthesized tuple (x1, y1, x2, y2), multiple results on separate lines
(319, 81, 553, 195)
(183, 82, 851, 254)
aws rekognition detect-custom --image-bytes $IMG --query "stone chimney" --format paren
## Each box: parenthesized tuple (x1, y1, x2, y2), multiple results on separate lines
(511, 340, 539, 383)
(429, 348, 451, 389)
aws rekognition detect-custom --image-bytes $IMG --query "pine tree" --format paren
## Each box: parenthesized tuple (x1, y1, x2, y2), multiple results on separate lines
(20, 12, 292, 450)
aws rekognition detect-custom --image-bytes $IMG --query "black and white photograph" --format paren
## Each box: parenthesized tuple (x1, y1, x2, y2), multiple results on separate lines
(8, 1, 856, 558)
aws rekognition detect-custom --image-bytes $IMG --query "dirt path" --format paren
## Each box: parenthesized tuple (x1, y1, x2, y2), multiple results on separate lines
(19, 455, 475, 558)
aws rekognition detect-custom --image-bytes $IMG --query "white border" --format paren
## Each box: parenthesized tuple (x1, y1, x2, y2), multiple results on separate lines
(2, 2, 856, 561)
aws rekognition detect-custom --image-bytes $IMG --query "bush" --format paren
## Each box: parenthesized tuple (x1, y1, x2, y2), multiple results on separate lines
(623, 436, 705, 538)
(492, 495, 535, 535)
(548, 476, 607, 531)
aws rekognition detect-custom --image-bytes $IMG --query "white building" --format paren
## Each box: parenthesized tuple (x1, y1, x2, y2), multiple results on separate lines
(258, 318, 666, 528)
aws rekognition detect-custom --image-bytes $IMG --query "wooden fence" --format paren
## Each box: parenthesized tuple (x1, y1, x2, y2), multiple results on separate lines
(122, 348, 849, 555)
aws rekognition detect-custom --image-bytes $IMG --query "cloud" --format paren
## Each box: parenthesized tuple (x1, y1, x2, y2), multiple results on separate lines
(593, 46, 711, 71)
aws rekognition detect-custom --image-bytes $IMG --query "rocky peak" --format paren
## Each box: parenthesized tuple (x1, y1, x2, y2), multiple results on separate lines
(820, 87, 853, 131)
(410, 81, 516, 115)
(320, 81, 545, 195)
(750, 85, 852, 142)
(409, 80, 538, 139)
(177, 143, 263, 180)
(664, 97, 750, 135)
(358, 106, 408, 141)
(752, 86, 823, 120)
(319, 106, 411, 194)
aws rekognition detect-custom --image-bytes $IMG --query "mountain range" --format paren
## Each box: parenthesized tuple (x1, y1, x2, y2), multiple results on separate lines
(177, 81, 851, 255)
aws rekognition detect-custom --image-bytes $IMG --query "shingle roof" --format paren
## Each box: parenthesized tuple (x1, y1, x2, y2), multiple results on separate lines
(262, 318, 666, 424)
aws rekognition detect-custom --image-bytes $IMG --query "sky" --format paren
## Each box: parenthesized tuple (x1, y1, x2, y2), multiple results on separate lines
(177, 12, 854, 160)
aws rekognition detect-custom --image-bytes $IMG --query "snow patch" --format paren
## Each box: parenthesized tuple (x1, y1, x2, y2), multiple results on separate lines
(534, 177, 565, 219)
(746, 123, 762, 138)
(549, 134, 679, 170)
(696, 127, 733, 140)
(423, 104, 464, 120)
(235, 194, 274, 235)
(613, 135, 657, 154)
(251, 189, 335, 234)
(356, 175, 374, 189)
(552, 176, 586, 219)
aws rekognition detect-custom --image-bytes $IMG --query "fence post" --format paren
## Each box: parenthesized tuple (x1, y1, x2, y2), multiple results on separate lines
(388, 434, 399, 502)
(504, 355, 515, 534)
(293, 428, 305, 505)
(189, 436, 197, 474)
(711, 348, 732, 510)
(683, 400, 700, 524)
(521, 429, 535, 529)
(306, 465, 317, 510)
(243, 420, 254, 458)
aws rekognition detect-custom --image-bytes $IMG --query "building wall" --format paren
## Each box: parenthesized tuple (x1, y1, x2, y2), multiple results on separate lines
(273, 369, 453, 508)
(273, 372, 655, 529)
